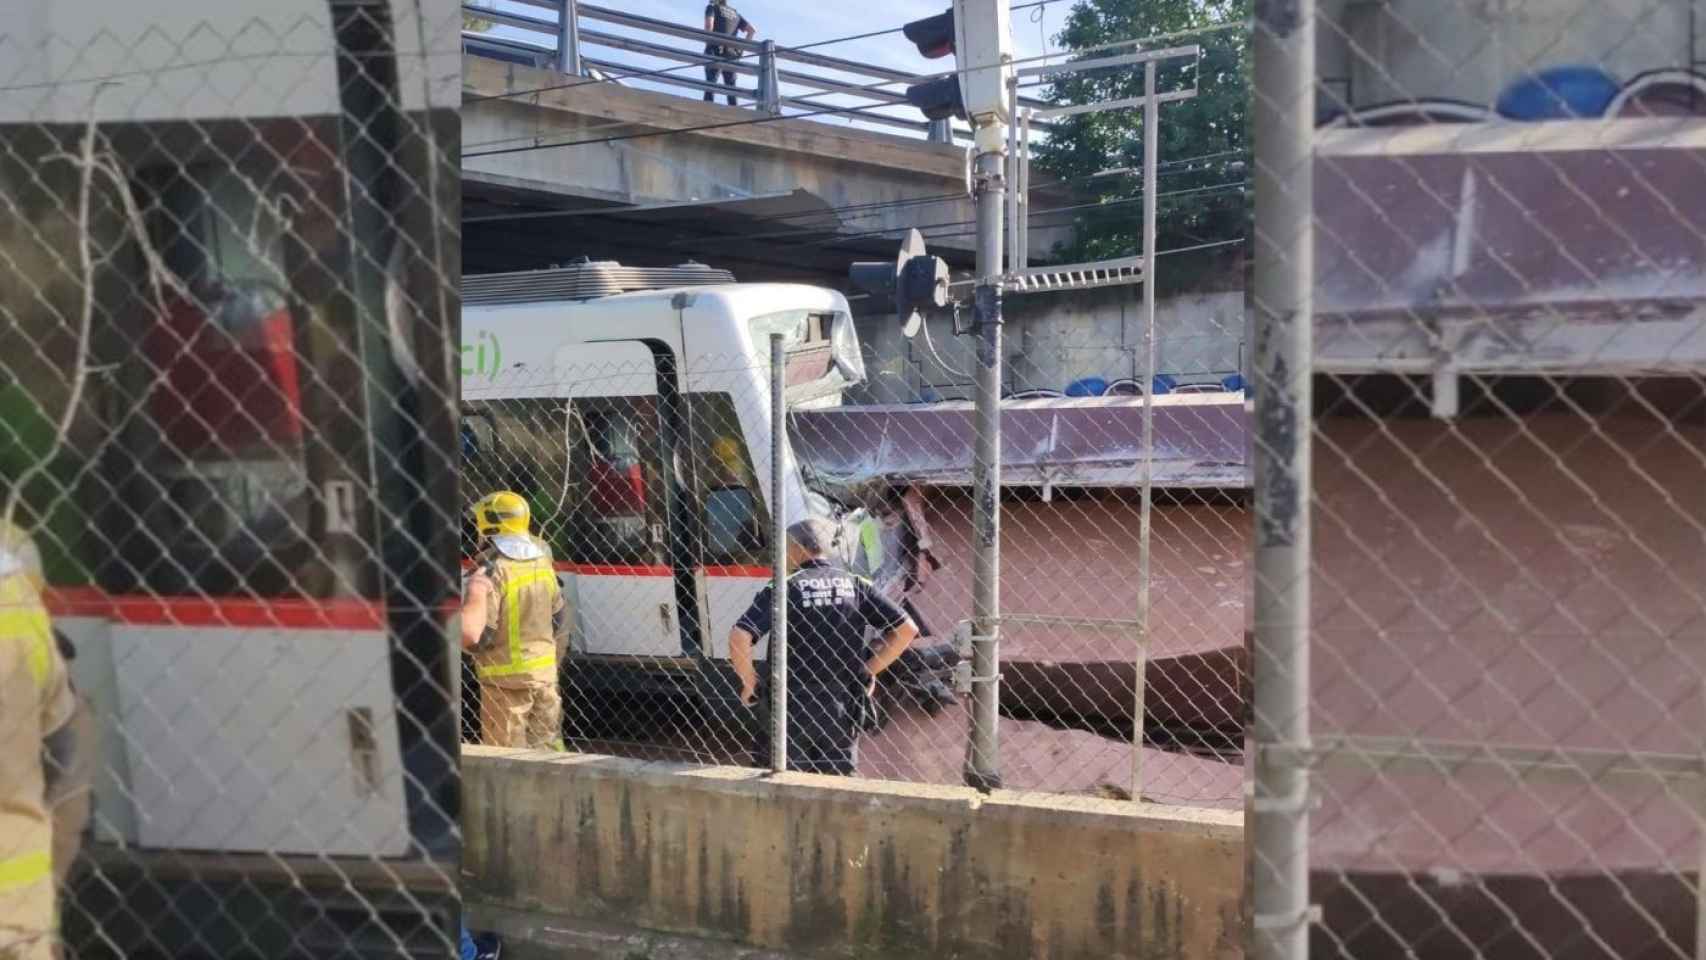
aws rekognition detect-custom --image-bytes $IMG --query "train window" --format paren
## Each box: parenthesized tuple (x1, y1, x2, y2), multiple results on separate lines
(685, 392, 769, 565)
(566, 398, 666, 566)
(460, 399, 575, 559)
(101, 163, 313, 598)
(749, 309, 834, 346)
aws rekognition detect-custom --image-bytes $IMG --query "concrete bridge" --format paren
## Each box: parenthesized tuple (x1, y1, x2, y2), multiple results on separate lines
(461, 54, 1071, 286)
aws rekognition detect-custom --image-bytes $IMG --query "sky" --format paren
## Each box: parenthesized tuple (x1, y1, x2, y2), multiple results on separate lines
(466, 0, 1076, 137)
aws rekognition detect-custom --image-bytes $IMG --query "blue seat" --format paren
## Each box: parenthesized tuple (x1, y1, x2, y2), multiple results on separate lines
(1497, 65, 1621, 120)
(1064, 376, 1108, 398)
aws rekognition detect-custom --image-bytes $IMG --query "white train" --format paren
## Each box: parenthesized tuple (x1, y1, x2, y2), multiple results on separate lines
(7, 1, 463, 955)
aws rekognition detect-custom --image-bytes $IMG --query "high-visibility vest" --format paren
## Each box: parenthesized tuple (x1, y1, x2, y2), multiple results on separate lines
(472, 545, 562, 685)
(858, 516, 884, 575)
(0, 522, 70, 942)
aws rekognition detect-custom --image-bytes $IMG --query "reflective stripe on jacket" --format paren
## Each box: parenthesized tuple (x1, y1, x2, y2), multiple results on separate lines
(473, 541, 564, 685)
(1, 522, 73, 939)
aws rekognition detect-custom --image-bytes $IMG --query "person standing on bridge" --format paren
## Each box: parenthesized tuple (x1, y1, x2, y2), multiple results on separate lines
(703, 1, 757, 106)
(0, 518, 81, 960)
(461, 491, 569, 751)
(729, 517, 918, 776)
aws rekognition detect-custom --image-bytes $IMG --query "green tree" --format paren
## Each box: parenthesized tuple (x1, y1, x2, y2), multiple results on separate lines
(0, 384, 89, 585)
(463, 1, 495, 33)
(1034, 0, 1250, 279)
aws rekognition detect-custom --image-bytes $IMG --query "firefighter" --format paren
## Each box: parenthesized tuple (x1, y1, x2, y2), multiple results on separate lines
(1, 519, 79, 960)
(45, 631, 93, 905)
(460, 492, 569, 751)
(729, 517, 918, 775)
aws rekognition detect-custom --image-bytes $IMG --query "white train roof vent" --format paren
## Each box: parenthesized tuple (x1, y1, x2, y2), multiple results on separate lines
(461, 259, 735, 305)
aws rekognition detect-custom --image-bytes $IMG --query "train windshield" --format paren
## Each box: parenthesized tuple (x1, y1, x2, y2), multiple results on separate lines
(746, 308, 865, 403)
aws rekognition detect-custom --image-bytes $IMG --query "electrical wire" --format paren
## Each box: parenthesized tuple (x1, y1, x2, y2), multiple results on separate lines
(466, 0, 1063, 107)
(464, 89, 934, 157)
(921, 238, 1247, 386)
(463, 148, 1246, 228)
(918, 307, 970, 381)
(794, 181, 1248, 249)
(470, 178, 1248, 256)
(465, 20, 1241, 158)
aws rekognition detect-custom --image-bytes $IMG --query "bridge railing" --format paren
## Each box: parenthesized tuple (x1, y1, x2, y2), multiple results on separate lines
(461, 0, 1053, 144)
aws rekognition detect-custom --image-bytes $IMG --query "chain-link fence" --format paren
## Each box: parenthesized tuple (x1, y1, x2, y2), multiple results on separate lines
(458, 287, 1251, 810)
(0, 3, 464, 958)
(1252, 1, 1706, 958)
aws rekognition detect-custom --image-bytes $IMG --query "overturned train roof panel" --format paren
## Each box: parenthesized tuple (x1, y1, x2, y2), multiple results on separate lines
(1313, 120, 1706, 373)
(788, 394, 1250, 490)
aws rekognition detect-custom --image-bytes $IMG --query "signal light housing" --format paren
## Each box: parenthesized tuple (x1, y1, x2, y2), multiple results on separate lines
(902, 9, 955, 59)
(904, 76, 967, 122)
(898, 1, 1011, 128)
(849, 229, 950, 338)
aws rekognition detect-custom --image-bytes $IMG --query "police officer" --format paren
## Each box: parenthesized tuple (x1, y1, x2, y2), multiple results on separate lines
(1, 519, 80, 960)
(702, 0, 756, 106)
(728, 517, 918, 776)
(460, 491, 569, 751)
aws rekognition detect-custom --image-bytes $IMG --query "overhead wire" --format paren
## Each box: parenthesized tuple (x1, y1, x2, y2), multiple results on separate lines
(911, 234, 1246, 384)
(467, 179, 1249, 263)
(466, 0, 1065, 107)
(462, 7, 1248, 277)
(796, 181, 1249, 248)
(462, 148, 1247, 228)
(464, 19, 1242, 159)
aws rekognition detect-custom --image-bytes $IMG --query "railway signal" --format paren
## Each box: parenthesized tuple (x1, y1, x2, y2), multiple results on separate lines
(848, 228, 949, 338)
(900, 1, 1012, 129)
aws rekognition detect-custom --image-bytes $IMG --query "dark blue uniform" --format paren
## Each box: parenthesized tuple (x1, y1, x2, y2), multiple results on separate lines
(736, 558, 909, 775)
(702, 2, 750, 105)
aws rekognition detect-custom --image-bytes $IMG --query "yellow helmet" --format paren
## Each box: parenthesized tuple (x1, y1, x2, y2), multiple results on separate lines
(711, 436, 742, 472)
(471, 490, 531, 537)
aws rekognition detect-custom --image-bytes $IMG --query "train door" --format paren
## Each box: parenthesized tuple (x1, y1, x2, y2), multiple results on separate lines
(681, 391, 774, 661)
(463, 340, 694, 660)
(85, 147, 457, 867)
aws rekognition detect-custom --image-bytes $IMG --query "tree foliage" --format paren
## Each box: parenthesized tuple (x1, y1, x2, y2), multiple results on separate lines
(463, 2, 494, 33)
(1034, 0, 1250, 273)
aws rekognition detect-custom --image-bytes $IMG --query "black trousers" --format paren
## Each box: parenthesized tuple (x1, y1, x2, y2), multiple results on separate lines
(703, 56, 737, 106)
(757, 682, 860, 776)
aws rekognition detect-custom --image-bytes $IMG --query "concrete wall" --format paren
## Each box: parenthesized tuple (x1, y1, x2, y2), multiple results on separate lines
(853, 286, 1248, 403)
(1319, 0, 1701, 110)
(462, 749, 1246, 960)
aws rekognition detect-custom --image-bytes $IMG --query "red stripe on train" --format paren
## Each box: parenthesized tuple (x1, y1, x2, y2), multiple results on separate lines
(461, 561, 772, 579)
(40, 587, 435, 630)
(559, 563, 772, 578)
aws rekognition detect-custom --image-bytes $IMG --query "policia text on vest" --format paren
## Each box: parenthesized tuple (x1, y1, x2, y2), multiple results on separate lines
(461, 492, 569, 751)
(728, 518, 919, 776)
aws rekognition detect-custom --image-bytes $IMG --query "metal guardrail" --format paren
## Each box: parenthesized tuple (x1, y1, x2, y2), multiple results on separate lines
(461, 0, 1054, 144)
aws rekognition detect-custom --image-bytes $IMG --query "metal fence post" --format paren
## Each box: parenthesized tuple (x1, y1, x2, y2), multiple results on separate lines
(769, 332, 789, 773)
(1251, 1, 1315, 959)
(965, 135, 1006, 792)
(1131, 57, 1159, 803)
(557, 0, 581, 76)
(1699, 678, 1706, 960)
(757, 40, 781, 114)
